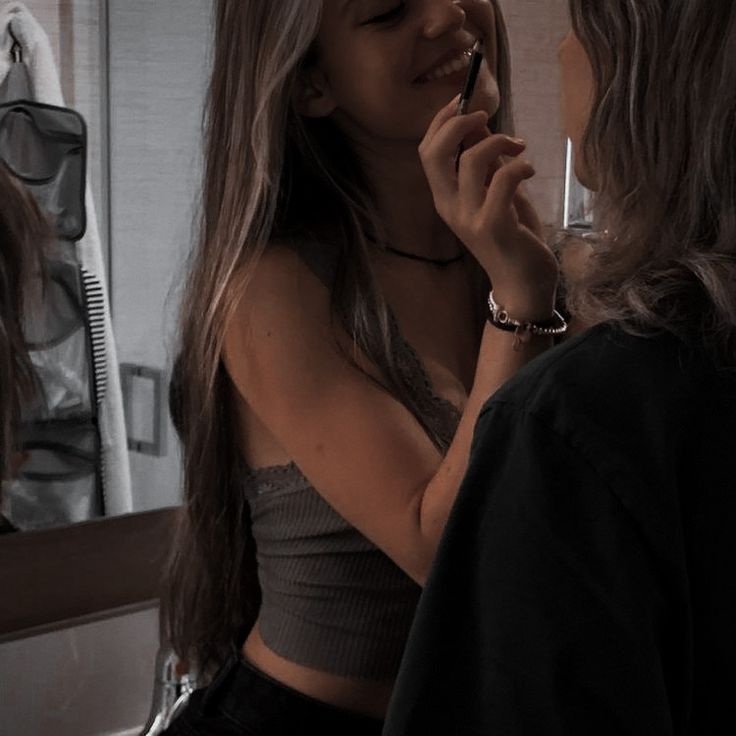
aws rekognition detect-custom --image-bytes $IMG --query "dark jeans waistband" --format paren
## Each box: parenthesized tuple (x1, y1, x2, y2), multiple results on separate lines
(194, 651, 385, 736)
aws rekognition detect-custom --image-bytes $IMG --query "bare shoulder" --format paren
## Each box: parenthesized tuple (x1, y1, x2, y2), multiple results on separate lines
(224, 242, 336, 355)
(228, 242, 325, 314)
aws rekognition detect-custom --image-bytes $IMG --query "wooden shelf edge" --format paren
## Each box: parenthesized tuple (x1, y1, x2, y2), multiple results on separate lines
(0, 599, 159, 644)
(0, 507, 179, 639)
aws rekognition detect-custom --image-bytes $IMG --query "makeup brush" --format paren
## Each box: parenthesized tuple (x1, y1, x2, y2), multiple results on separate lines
(455, 38, 485, 172)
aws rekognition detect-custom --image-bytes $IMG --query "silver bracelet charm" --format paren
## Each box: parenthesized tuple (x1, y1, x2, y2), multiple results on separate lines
(487, 291, 568, 350)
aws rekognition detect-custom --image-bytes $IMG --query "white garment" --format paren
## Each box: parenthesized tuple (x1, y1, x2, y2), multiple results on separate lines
(0, 1, 132, 515)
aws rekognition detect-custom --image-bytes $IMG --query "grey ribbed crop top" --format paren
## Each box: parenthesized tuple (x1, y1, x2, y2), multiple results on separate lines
(243, 240, 463, 680)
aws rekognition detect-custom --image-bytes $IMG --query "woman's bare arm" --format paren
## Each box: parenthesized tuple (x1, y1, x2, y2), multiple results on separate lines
(224, 247, 551, 586)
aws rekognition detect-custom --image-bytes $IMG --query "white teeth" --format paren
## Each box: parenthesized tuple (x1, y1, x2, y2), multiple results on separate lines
(419, 49, 473, 82)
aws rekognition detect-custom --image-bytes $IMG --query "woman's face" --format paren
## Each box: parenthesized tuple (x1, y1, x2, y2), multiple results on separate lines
(558, 28, 595, 188)
(301, 0, 501, 143)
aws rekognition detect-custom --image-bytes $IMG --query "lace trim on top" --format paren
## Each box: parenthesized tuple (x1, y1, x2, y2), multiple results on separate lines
(386, 306, 462, 454)
(245, 334, 461, 485)
(245, 241, 463, 479)
(246, 348, 462, 495)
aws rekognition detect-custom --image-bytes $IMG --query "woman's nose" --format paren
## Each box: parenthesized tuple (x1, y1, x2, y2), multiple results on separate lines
(421, 0, 467, 39)
(432, 0, 495, 45)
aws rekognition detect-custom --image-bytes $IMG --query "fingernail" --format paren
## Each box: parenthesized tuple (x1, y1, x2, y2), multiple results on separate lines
(508, 136, 526, 146)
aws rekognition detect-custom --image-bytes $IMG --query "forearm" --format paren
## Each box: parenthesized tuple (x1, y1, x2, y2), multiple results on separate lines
(417, 322, 553, 579)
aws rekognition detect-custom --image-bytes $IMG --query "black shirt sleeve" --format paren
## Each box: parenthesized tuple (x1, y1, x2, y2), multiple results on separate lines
(384, 400, 680, 736)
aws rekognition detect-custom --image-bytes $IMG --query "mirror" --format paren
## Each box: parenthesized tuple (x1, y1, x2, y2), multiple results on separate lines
(1, 0, 211, 533)
(1, 0, 576, 536)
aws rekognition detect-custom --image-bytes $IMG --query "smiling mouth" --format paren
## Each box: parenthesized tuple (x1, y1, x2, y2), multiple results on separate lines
(415, 47, 475, 84)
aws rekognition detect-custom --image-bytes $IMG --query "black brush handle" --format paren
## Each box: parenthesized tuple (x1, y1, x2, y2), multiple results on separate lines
(454, 40, 485, 173)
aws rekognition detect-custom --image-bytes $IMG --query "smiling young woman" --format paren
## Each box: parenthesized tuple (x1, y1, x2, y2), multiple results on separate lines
(161, 2, 559, 734)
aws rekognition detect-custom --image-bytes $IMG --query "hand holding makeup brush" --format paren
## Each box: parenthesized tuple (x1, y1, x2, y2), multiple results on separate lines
(419, 96, 558, 320)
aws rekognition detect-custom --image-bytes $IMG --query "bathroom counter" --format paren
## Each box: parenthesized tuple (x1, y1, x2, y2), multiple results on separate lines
(0, 507, 178, 641)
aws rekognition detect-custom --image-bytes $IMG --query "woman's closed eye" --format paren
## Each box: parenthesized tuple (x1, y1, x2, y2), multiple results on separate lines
(361, 1, 407, 26)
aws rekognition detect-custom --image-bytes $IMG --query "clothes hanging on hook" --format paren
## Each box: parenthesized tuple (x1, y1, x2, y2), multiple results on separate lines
(0, 1, 132, 525)
(8, 18, 21, 63)
(0, 16, 30, 100)
(0, 2, 65, 102)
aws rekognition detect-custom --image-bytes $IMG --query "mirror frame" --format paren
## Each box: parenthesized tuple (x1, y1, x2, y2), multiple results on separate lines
(0, 507, 176, 643)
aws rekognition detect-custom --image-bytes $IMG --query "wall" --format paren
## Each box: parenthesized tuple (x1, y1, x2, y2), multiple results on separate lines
(499, 0, 570, 228)
(108, 0, 211, 512)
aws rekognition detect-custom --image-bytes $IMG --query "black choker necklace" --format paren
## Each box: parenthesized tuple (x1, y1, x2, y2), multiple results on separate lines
(365, 233, 465, 269)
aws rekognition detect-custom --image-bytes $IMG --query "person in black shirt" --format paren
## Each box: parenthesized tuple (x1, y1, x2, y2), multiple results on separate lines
(384, 1, 736, 734)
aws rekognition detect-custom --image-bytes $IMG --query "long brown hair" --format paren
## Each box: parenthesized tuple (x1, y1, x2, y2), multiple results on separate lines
(163, 0, 515, 675)
(0, 165, 48, 483)
(568, 0, 736, 366)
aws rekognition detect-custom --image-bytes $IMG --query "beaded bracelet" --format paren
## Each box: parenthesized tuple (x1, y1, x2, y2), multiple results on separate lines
(487, 291, 568, 351)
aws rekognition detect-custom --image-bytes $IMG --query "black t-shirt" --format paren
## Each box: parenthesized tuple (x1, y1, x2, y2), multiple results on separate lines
(384, 323, 736, 735)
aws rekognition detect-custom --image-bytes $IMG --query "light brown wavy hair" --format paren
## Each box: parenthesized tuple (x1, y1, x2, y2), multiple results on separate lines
(163, 0, 515, 675)
(567, 0, 736, 367)
(0, 165, 47, 484)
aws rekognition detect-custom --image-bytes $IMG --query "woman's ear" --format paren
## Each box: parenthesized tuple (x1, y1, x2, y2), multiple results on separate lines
(294, 67, 337, 118)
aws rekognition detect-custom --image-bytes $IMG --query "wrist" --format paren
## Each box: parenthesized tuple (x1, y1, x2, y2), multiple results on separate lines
(479, 263, 559, 322)
(489, 289, 557, 323)
(486, 291, 568, 349)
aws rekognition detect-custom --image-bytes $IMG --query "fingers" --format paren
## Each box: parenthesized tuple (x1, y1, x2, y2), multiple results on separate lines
(457, 136, 527, 210)
(481, 158, 537, 235)
(420, 91, 539, 255)
(420, 110, 490, 201)
(513, 188, 544, 240)
(421, 94, 463, 146)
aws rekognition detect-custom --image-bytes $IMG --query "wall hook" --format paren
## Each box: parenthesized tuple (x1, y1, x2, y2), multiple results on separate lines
(8, 21, 23, 64)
